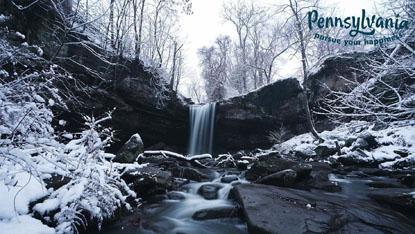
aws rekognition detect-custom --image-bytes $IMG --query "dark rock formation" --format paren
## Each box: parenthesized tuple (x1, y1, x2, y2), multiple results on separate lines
(197, 184, 222, 200)
(124, 167, 173, 200)
(192, 206, 241, 220)
(114, 134, 144, 163)
(368, 188, 415, 214)
(215, 78, 305, 152)
(234, 183, 414, 234)
(0, 0, 190, 153)
(256, 169, 297, 188)
(245, 156, 312, 181)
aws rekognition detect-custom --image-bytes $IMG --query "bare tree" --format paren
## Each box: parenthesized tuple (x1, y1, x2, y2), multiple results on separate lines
(318, 0, 415, 123)
(282, 0, 323, 141)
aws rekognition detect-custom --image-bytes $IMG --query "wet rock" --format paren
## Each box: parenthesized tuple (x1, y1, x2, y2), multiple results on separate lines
(192, 206, 241, 220)
(168, 191, 186, 200)
(233, 184, 414, 234)
(310, 171, 341, 192)
(170, 167, 210, 182)
(198, 184, 222, 200)
(359, 168, 391, 176)
(128, 167, 173, 199)
(245, 158, 312, 181)
(368, 188, 415, 213)
(114, 134, 144, 163)
(400, 174, 415, 188)
(256, 169, 297, 188)
(314, 145, 337, 157)
(366, 181, 405, 189)
(236, 160, 249, 170)
(221, 175, 239, 183)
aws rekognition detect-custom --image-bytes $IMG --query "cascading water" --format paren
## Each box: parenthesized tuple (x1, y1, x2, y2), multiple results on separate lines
(188, 103, 216, 155)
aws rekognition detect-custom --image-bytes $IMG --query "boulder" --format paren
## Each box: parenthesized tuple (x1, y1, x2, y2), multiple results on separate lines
(366, 181, 405, 189)
(192, 206, 241, 220)
(167, 191, 186, 200)
(221, 175, 239, 183)
(338, 149, 375, 166)
(198, 184, 222, 200)
(310, 171, 342, 192)
(215, 78, 306, 152)
(368, 188, 415, 213)
(314, 144, 337, 157)
(256, 169, 297, 188)
(128, 167, 173, 199)
(245, 157, 312, 181)
(170, 167, 210, 182)
(233, 184, 414, 234)
(114, 134, 144, 163)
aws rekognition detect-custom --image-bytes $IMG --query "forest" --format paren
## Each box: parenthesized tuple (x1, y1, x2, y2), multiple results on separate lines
(0, 0, 414, 233)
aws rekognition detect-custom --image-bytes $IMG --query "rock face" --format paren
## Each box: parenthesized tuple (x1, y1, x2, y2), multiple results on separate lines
(215, 78, 305, 152)
(114, 134, 144, 163)
(234, 183, 415, 234)
(0, 0, 190, 154)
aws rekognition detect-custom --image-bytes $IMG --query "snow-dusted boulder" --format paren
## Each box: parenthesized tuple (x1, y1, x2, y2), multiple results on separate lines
(114, 134, 144, 163)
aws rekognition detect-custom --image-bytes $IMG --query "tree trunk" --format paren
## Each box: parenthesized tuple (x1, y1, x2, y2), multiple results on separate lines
(170, 41, 177, 89)
(290, 0, 322, 141)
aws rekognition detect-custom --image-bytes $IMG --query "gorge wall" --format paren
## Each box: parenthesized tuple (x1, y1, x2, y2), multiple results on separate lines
(1, 0, 377, 155)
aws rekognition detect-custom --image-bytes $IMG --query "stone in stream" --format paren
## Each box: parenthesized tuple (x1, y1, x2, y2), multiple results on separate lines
(169, 166, 210, 182)
(309, 171, 341, 192)
(168, 191, 186, 200)
(366, 181, 405, 189)
(127, 167, 174, 199)
(233, 184, 415, 234)
(221, 175, 239, 183)
(192, 206, 241, 220)
(198, 184, 223, 200)
(256, 169, 297, 188)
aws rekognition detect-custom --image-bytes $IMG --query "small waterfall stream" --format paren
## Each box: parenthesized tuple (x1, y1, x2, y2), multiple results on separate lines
(188, 103, 216, 155)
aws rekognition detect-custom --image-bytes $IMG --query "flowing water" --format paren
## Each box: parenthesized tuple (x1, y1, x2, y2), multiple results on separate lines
(97, 171, 249, 234)
(188, 103, 216, 156)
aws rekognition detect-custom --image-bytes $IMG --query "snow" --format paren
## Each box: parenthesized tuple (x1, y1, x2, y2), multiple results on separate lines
(15, 31, 26, 40)
(0, 170, 47, 219)
(33, 198, 60, 215)
(0, 215, 55, 234)
(276, 120, 415, 168)
(0, 69, 9, 77)
(0, 14, 10, 23)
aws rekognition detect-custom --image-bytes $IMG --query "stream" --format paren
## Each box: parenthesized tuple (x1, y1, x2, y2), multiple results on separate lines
(96, 170, 249, 234)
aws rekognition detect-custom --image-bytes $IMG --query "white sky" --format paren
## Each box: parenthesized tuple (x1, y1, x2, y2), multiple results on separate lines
(177, 0, 378, 98)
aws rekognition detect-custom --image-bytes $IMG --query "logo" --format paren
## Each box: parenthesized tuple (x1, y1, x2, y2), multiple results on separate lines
(308, 9, 409, 46)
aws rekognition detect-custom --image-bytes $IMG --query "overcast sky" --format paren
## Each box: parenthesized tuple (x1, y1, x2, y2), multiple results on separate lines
(177, 0, 378, 97)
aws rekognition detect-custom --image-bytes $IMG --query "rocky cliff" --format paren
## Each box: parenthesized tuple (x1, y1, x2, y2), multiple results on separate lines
(0, 0, 190, 153)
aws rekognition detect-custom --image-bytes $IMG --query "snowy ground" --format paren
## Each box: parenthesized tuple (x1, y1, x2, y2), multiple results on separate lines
(277, 120, 415, 169)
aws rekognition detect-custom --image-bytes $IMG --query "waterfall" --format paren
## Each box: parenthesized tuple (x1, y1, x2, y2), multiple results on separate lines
(188, 103, 216, 155)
